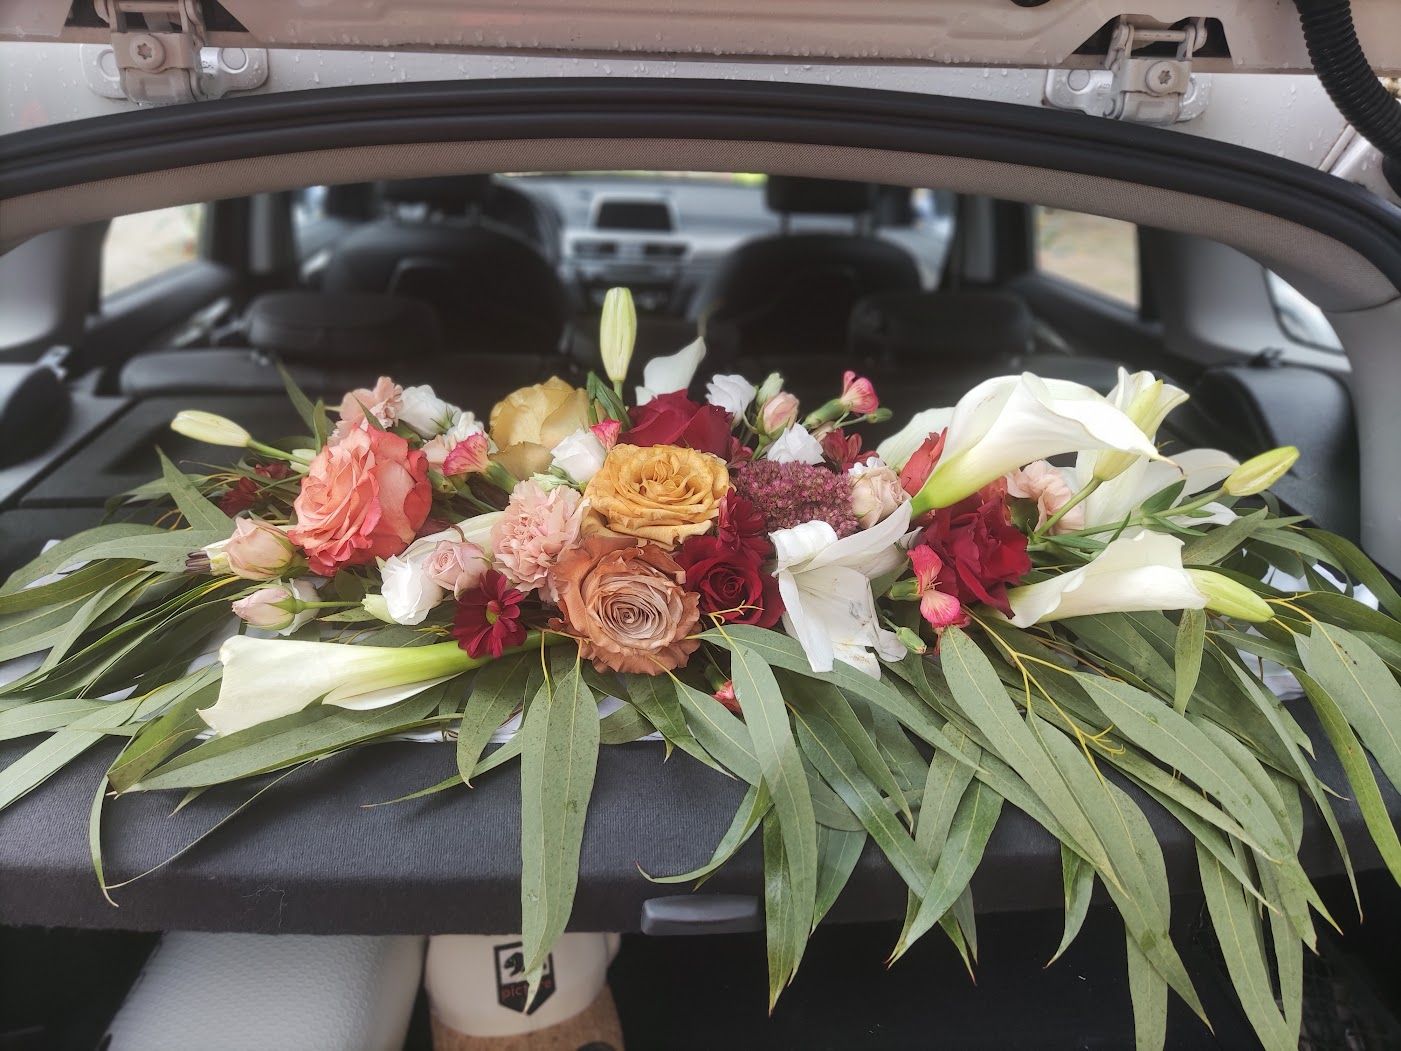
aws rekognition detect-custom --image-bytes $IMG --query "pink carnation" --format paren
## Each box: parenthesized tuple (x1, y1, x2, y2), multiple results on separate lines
(332, 376, 403, 443)
(490, 480, 585, 602)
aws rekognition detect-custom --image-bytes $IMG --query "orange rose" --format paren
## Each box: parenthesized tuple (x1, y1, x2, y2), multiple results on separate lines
(583, 444, 728, 548)
(549, 536, 701, 675)
(287, 427, 431, 576)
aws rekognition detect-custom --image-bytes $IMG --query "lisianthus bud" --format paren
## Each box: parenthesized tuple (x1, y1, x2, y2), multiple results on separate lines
(1223, 446, 1299, 497)
(839, 371, 879, 415)
(170, 410, 251, 448)
(361, 593, 394, 623)
(550, 427, 607, 484)
(760, 392, 800, 434)
(1187, 570, 1273, 623)
(222, 518, 301, 581)
(398, 385, 461, 438)
(713, 680, 740, 715)
(231, 578, 319, 635)
(755, 372, 785, 407)
(895, 626, 927, 655)
(600, 287, 637, 386)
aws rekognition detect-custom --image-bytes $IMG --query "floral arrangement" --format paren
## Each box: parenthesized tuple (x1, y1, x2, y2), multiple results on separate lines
(2, 287, 1400, 1050)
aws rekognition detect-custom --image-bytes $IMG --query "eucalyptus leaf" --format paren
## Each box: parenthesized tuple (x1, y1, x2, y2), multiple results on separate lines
(457, 654, 536, 785)
(1172, 609, 1206, 715)
(645, 783, 770, 886)
(158, 449, 233, 532)
(1298, 622, 1401, 791)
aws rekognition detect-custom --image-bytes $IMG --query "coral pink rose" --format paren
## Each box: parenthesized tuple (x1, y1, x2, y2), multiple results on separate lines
(288, 427, 431, 575)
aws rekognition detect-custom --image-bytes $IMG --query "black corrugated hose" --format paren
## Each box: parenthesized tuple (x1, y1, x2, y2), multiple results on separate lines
(1292, 0, 1401, 194)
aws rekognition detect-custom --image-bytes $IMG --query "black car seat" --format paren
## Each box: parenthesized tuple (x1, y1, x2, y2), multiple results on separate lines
(695, 177, 921, 363)
(322, 176, 569, 355)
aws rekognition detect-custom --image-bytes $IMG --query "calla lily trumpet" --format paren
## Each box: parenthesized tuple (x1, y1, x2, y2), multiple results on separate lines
(906, 374, 1163, 515)
(635, 337, 706, 405)
(1005, 529, 1207, 627)
(1072, 447, 1240, 530)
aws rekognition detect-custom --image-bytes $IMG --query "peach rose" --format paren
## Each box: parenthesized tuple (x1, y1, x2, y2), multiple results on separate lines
(550, 535, 701, 675)
(332, 376, 403, 443)
(288, 427, 431, 575)
(425, 539, 490, 598)
(583, 444, 728, 548)
(1005, 460, 1084, 534)
(488, 377, 592, 478)
(223, 517, 301, 581)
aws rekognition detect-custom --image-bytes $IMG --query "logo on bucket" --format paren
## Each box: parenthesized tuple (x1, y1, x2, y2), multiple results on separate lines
(494, 941, 556, 1014)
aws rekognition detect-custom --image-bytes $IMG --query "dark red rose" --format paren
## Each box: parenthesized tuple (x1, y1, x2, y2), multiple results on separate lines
(716, 491, 772, 559)
(676, 535, 783, 628)
(625, 391, 734, 458)
(913, 481, 1030, 615)
(898, 429, 947, 497)
(218, 462, 293, 515)
(452, 570, 527, 658)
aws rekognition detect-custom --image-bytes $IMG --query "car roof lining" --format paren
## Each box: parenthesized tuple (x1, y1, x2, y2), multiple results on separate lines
(1, 137, 1396, 314)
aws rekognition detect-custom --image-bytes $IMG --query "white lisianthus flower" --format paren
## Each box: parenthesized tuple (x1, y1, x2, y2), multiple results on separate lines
(550, 427, 608, 484)
(770, 503, 912, 677)
(398, 385, 463, 438)
(635, 337, 706, 405)
(374, 513, 502, 625)
(706, 374, 757, 422)
(764, 424, 825, 465)
(1006, 529, 1206, 627)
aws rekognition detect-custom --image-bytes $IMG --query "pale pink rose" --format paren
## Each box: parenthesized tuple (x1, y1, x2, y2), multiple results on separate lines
(224, 517, 300, 581)
(760, 392, 799, 434)
(332, 376, 403, 442)
(839, 370, 879, 415)
(849, 463, 908, 530)
(490, 480, 585, 601)
(1006, 460, 1084, 533)
(425, 539, 489, 598)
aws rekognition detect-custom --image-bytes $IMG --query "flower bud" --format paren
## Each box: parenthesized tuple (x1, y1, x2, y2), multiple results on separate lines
(755, 372, 785, 407)
(1223, 446, 1299, 497)
(600, 287, 637, 386)
(713, 680, 740, 715)
(170, 410, 251, 448)
(442, 432, 491, 477)
(839, 371, 879, 415)
(894, 626, 927, 655)
(223, 518, 301, 581)
(361, 593, 395, 623)
(231, 579, 319, 635)
(760, 392, 799, 434)
(1187, 570, 1273, 623)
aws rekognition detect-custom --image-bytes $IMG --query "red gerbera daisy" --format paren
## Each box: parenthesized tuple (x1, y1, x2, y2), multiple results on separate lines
(452, 570, 527, 659)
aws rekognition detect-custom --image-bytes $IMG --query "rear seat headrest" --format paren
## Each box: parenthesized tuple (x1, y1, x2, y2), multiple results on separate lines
(764, 176, 877, 216)
(247, 292, 442, 361)
(379, 175, 493, 214)
(849, 289, 1034, 362)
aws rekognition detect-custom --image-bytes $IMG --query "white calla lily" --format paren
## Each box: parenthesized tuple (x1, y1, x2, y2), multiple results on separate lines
(1005, 529, 1206, 627)
(770, 502, 912, 677)
(635, 337, 706, 405)
(876, 407, 954, 469)
(908, 374, 1162, 514)
(1075, 447, 1239, 529)
(200, 637, 476, 735)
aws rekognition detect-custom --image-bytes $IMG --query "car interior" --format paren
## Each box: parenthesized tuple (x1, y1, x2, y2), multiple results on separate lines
(2, 167, 1395, 1047)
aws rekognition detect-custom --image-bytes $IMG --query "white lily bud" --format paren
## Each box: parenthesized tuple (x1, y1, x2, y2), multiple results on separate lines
(171, 410, 251, 448)
(600, 287, 637, 386)
(1223, 446, 1299, 497)
(1186, 570, 1274, 622)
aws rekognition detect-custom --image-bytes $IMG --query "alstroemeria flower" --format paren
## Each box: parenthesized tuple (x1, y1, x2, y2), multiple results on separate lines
(1005, 529, 1206, 627)
(902, 374, 1162, 514)
(1073, 447, 1239, 529)
(908, 546, 965, 629)
(770, 502, 912, 677)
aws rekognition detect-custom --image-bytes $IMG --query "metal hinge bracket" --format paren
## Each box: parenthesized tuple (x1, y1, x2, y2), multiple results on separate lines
(1044, 16, 1211, 126)
(82, 0, 267, 105)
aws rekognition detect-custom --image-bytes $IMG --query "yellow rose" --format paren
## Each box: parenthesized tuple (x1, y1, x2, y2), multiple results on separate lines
(584, 444, 729, 548)
(488, 377, 591, 478)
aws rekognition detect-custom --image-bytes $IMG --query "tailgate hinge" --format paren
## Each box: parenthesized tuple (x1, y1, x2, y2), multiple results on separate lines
(1044, 16, 1211, 126)
(83, 0, 267, 106)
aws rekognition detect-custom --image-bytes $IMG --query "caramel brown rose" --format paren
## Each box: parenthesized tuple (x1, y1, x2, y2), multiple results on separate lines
(550, 536, 701, 675)
(583, 444, 728, 548)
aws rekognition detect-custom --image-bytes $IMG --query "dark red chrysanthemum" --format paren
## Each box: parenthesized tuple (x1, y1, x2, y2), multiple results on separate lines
(911, 481, 1030, 616)
(716, 491, 772, 559)
(452, 569, 527, 658)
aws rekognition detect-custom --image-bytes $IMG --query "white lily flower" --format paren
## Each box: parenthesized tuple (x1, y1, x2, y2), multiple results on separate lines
(550, 427, 608, 485)
(635, 337, 706, 405)
(1075, 447, 1239, 529)
(376, 513, 502, 625)
(764, 424, 826, 465)
(706, 374, 757, 421)
(201, 637, 476, 735)
(770, 503, 913, 677)
(876, 407, 954, 470)
(1006, 529, 1206, 627)
(399, 385, 463, 438)
(1084, 369, 1188, 481)
(909, 374, 1162, 514)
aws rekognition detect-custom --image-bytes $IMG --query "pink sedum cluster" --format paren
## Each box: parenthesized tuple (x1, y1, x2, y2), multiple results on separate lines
(732, 460, 858, 537)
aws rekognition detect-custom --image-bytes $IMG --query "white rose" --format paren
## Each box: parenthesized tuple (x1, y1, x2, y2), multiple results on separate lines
(379, 551, 446, 625)
(549, 427, 607, 484)
(398, 385, 462, 438)
(424, 413, 488, 469)
(706, 374, 757, 422)
(765, 424, 825, 466)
